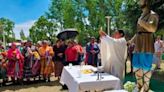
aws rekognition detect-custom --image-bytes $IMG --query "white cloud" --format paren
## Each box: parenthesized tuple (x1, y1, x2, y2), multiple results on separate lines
(13, 20, 35, 39)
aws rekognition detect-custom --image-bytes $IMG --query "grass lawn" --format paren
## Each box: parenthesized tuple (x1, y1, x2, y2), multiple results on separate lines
(124, 73, 164, 92)
(125, 60, 164, 92)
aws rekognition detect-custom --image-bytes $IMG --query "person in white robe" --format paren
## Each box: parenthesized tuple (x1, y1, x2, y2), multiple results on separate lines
(99, 29, 127, 81)
(154, 36, 163, 69)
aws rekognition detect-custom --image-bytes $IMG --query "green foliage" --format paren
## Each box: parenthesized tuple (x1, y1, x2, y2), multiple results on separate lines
(46, 0, 164, 45)
(20, 29, 27, 40)
(151, 0, 164, 36)
(124, 0, 164, 37)
(0, 0, 163, 45)
(29, 16, 58, 43)
(0, 17, 15, 42)
(46, 0, 127, 45)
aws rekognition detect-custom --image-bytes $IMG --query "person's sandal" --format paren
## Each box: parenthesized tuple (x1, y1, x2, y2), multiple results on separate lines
(136, 75, 143, 91)
(134, 69, 143, 91)
(143, 71, 151, 92)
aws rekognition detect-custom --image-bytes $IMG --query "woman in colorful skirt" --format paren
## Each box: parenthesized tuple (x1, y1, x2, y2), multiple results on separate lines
(53, 40, 65, 79)
(39, 40, 54, 82)
(85, 37, 100, 66)
(31, 47, 41, 78)
(0, 51, 7, 86)
(7, 43, 24, 84)
(22, 40, 34, 82)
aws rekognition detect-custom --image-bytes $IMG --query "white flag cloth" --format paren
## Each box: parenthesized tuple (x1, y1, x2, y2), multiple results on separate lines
(100, 35, 127, 80)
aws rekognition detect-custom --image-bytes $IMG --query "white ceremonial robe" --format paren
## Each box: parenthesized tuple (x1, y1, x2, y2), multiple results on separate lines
(100, 35, 127, 81)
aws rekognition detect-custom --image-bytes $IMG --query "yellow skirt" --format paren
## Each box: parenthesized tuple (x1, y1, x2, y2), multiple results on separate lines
(40, 58, 54, 76)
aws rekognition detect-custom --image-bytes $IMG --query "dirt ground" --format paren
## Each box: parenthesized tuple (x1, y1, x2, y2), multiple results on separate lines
(0, 77, 68, 92)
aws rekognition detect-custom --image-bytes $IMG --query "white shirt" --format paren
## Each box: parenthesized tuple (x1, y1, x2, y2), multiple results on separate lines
(100, 35, 127, 80)
(154, 40, 163, 53)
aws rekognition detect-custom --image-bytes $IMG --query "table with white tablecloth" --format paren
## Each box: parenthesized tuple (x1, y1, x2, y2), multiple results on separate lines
(60, 65, 121, 92)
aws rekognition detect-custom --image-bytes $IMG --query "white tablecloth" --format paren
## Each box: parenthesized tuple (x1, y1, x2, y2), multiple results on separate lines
(60, 65, 121, 92)
(104, 90, 127, 92)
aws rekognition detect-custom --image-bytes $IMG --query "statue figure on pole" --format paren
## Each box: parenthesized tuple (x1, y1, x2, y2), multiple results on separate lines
(129, 0, 159, 91)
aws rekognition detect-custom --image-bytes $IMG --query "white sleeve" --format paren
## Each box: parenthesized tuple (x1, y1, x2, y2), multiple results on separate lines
(101, 35, 115, 45)
(100, 36, 111, 67)
(154, 43, 157, 52)
(101, 35, 126, 46)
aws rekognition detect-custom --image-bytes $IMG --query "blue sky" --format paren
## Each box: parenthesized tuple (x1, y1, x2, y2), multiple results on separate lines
(0, 0, 50, 38)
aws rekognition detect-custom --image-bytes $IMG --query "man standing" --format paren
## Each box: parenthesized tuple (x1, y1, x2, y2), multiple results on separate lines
(99, 29, 127, 81)
(128, 43, 135, 74)
(154, 36, 163, 69)
(129, 0, 159, 91)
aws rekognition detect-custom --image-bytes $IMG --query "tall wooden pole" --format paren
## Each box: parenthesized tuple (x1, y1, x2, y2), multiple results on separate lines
(105, 16, 110, 36)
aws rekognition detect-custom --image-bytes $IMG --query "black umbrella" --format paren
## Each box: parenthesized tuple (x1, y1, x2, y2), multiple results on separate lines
(57, 28, 79, 40)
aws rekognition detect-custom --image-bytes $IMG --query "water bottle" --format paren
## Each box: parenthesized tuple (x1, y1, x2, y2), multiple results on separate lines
(77, 66, 81, 78)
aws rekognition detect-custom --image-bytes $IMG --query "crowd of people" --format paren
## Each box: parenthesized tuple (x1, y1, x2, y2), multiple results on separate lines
(0, 37, 101, 86)
(0, 34, 164, 92)
(0, 31, 163, 91)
